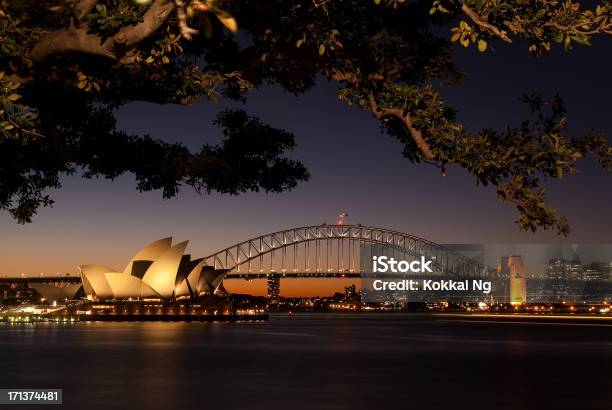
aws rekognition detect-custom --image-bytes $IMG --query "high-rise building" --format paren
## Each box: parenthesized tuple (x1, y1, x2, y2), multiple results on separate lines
(583, 262, 607, 282)
(507, 255, 527, 304)
(567, 257, 583, 281)
(545, 258, 587, 299)
(497, 256, 509, 276)
(546, 258, 565, 281)
(547, 257, 584, 281)
(267, 277, 280, 304)
(344, 284, 356, 301)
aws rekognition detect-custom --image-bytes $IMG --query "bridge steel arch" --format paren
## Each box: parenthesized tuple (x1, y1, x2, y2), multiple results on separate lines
(203, 225, 494, 279)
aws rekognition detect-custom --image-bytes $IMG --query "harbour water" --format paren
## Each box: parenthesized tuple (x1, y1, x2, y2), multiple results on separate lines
(0, 313, 610, 409)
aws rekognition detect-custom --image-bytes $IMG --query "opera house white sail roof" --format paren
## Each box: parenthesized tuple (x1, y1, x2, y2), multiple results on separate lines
(79, 238, 225, 301)
(30, 283, 82, 302)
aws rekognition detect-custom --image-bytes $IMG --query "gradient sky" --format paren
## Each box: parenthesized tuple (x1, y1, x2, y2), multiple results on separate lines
(1, 35, 611, 296)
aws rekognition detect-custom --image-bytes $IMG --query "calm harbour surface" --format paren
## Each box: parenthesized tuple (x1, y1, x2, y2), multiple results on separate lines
(0, 313, 610, 410)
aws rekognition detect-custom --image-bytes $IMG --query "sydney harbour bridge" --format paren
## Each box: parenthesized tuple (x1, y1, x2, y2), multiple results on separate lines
(0, 224, 497, 293)
(205, 224, 494, 280)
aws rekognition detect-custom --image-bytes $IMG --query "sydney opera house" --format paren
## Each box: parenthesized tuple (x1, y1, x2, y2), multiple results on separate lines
(79, 238, 225, 301)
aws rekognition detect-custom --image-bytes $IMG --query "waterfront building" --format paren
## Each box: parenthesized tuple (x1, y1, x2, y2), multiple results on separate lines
(267, 277, 280, 304)
(497, 255, 527, 303)
(30, 283, 81, 303)
(79, 238, 225, 301)
(583, 263, 606, 282)
(547, 257, 584, 281)
(507, 255, 527, 304)
(497, 256, 509, 276)
(344, 284, 356, 300)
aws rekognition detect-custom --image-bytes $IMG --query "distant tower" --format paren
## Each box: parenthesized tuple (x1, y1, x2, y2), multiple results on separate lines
(267, 276, 280, 305)
(497, 256, 509, 275)
(344, 284, 356, 301)
(508, 255, 527, 304)
(338, 212, 349, 225)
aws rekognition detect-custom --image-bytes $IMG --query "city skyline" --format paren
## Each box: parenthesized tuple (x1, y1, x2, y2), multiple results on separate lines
(3, 232, 612, 298)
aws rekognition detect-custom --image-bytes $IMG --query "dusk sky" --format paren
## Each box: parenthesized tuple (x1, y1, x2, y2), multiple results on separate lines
(1, 36, 611, 296)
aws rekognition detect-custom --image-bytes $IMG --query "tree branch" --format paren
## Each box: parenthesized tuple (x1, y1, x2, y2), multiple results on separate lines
(29, 28, 116, 61)
(461, 3, 512, 43)
(112, 0, 176, 49)
(326, 72, 436, 160)
(28, 0, 175, 62)
(175, 0, 199, 40)
(328, 69, 359, 83)
(543, 20, 612, 36)
(75, 0, 99, 20)
(368, 91, 434, 160)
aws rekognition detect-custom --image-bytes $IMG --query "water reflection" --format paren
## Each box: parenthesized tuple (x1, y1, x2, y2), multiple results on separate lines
(0, 315, 610, 410)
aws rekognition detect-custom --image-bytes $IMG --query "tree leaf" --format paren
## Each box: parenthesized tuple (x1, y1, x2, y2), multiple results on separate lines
(477, 39, 487, 52)
(217, 15, 238, 33)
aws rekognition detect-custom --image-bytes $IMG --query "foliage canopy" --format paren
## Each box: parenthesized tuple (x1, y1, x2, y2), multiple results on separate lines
(1, 0, 611, 233)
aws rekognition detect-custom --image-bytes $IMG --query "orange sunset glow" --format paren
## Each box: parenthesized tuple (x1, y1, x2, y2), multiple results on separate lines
(224, 278, 361, 297)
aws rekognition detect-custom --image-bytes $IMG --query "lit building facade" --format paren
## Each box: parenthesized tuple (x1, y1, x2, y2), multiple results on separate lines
(79, 238, 225, 301)
(508, 255, 527, 304)
(267, 277, 280, 304)
(498, 255, 527, 304)
(344, 284, 356, 300)
(30, 283, 82, 303)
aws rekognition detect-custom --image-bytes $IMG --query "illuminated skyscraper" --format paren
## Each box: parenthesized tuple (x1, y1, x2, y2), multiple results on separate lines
(497, 256, 509, 276)
(267, 277, 280, 304)
(508, 255, 527, 304)
(344, 284, 356, 301)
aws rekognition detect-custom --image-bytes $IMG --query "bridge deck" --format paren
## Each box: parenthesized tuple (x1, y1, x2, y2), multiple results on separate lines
(0, 277, 81, 284)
